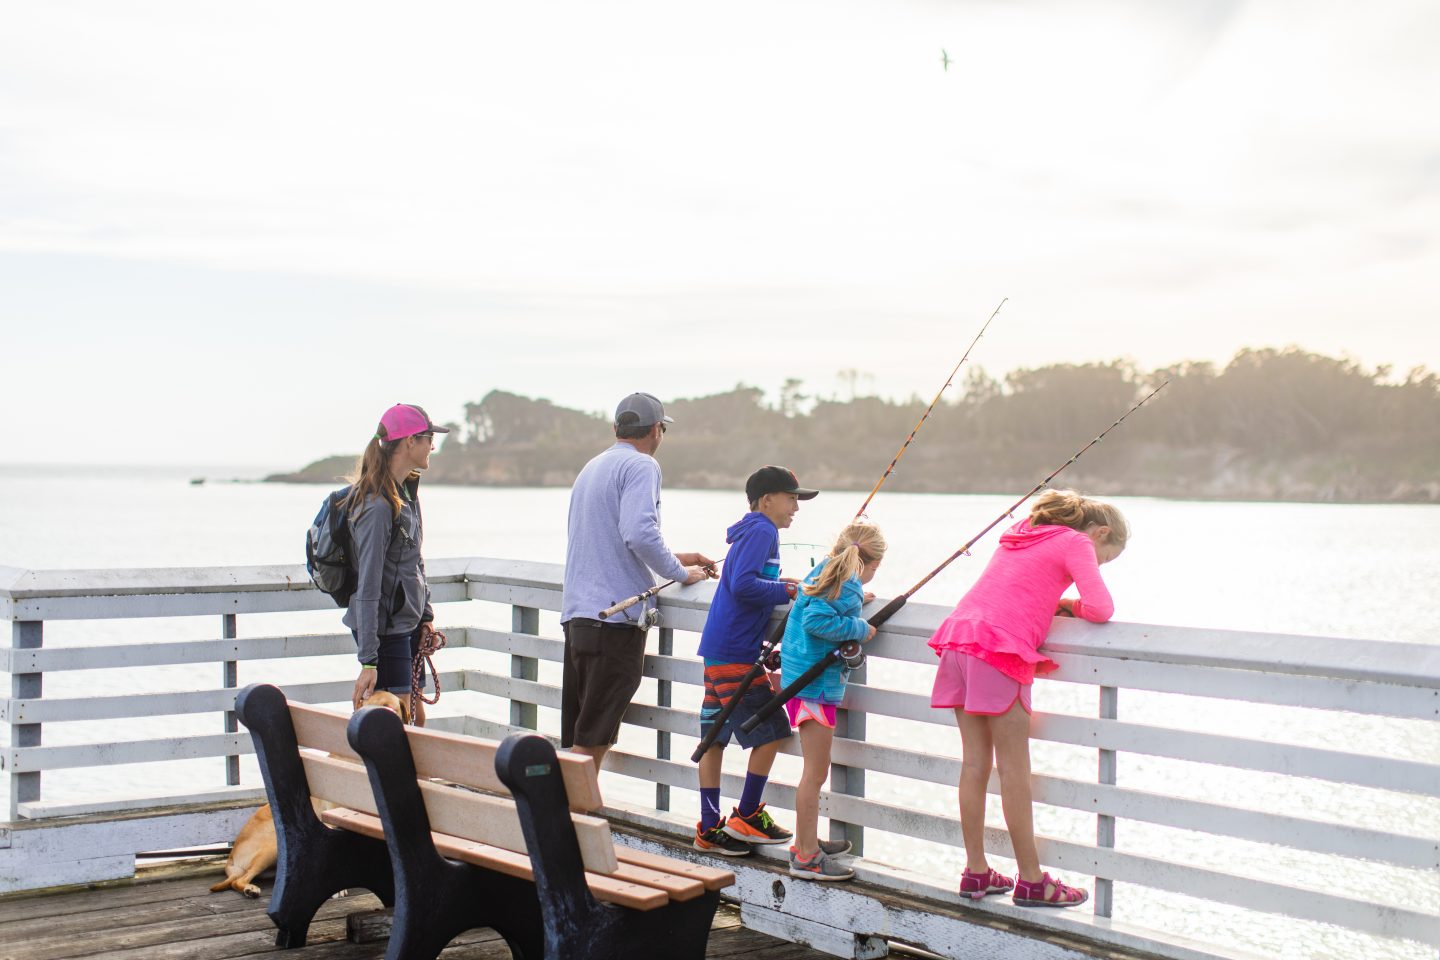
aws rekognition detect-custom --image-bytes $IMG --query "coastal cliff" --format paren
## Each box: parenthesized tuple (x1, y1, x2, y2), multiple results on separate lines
(268, 348, 1440, 504)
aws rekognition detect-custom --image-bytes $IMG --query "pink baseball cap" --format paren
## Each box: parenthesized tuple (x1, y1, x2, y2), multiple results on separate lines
(377, 404, 451, 441)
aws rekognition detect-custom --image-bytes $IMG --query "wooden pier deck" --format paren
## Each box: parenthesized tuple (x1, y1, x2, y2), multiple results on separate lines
(0, 863, 834, 960)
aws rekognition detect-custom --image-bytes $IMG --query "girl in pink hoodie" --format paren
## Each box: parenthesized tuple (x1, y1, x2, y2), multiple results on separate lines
(928, 489, 1127, 908)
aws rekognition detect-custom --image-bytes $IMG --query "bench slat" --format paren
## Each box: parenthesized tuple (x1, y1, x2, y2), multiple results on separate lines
(613, 847, 734, 892)
(405, 727, 604, 813)
(290, 703, 357, 760)
(607, 863, 704, 901)
(322, 808, 668, 911)
(301, 754, 620, 874)
(289, 703, 603, 812)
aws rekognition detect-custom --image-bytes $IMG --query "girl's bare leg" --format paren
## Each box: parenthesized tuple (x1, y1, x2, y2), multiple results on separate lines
(955, 708, 994, 874)
(991, 700, 1041, 882)
(794, 720, 835, 857)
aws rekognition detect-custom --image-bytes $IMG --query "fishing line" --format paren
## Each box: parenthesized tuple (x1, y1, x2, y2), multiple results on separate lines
(741, 379, 1170, 733)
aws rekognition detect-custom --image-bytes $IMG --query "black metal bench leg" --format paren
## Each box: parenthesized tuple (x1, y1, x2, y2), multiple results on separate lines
(496, 733, 606, 958)
(496, 734, 719, 960)
(235, 683, 395, 948)
(348, 707, 547, 960)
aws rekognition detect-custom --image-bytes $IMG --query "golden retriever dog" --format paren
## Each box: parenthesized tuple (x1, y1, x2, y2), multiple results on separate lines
(210, 690, 410, 897)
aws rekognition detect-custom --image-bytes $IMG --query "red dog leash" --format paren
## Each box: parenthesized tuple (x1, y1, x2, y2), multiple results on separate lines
(409, 626, 446, 723)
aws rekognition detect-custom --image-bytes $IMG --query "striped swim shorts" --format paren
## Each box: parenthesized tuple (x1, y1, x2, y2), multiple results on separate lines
(698, 660, 793, 750)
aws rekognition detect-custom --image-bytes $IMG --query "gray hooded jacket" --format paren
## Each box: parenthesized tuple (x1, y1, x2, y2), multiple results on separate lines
(341, 475, 432, 664)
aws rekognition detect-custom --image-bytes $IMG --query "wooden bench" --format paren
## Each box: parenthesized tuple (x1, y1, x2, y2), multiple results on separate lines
(236, 682, 733, 959)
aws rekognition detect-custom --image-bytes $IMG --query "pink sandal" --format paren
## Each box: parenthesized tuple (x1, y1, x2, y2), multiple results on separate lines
(1012, 872, 1088, 908)
(959, 867, 1014, 900)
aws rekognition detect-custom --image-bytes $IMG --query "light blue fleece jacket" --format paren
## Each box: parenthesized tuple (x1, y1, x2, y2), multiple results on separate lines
(779, 558, 871, 704)
(561, 442, 688, 626)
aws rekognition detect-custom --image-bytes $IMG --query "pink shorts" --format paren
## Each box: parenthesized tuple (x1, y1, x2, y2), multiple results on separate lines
(785, 698, 837, 728)
(931, 649, 1032, 715)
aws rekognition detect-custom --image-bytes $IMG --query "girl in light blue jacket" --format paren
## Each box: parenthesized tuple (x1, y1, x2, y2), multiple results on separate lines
(779, 520, 886, 881)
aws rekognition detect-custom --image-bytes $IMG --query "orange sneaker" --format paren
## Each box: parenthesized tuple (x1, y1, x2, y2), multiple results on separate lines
(722, 803, 792, 845)
(693, 822, 753, 857)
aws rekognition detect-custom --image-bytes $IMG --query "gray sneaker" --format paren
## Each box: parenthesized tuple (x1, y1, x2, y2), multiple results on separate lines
(789, 847, 855, 882)
(818, 837, 852, 857)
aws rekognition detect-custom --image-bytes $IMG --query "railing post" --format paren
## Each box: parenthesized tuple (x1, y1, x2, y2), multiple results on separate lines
(1095, 685, 1118, 917)
(9, 620, 42, 819)
(222, 613, 239, 786)
(655, 626, 673, 812)
(511, 605, 539, 730)
(829, 657, 866, 857)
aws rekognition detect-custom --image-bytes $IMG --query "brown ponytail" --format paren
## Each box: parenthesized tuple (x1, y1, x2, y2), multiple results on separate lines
(803, 521, 887, 601)
(342, 426, 406, 521)
(1030, 489, 1128, 550)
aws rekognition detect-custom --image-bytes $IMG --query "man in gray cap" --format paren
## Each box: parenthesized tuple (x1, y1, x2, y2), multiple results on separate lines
(560, 392, 716, 774)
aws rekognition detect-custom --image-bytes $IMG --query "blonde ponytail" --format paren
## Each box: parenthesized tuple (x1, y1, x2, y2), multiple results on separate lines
(1030, 489, 1129, 550)
(804, 521, 887, 601)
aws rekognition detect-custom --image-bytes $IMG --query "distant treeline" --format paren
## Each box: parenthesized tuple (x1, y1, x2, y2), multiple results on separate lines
(271, 348, 1440, 503)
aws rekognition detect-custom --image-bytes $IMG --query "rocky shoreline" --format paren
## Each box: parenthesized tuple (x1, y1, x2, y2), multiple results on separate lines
(265, 450, 1440, 505)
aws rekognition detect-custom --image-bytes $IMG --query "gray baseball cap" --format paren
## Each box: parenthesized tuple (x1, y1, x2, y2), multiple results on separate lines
(614, 392, 674, 428)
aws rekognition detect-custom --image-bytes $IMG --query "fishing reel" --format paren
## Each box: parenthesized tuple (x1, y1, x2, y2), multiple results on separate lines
(762, 647, 782, 672)
(639, 606, 660, 630)
(837, 640, 866, 671)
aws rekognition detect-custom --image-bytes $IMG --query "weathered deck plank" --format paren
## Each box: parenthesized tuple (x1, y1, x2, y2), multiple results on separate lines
(0, 868, 832, 960)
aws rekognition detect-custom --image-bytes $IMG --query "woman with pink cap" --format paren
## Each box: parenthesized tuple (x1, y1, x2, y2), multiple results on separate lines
(343, 403, 449, 725)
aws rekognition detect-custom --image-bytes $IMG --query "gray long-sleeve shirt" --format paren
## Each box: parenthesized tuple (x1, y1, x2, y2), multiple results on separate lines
(561, 442, 688, 626)
(341, 477, 432, 663)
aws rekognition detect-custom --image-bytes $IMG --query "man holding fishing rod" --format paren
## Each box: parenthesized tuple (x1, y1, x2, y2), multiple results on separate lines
(692, 466, 819, 856)
(560, 392, 715, 775)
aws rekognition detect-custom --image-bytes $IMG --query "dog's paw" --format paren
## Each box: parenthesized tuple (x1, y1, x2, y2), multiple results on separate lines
(242, 884, 261, 898)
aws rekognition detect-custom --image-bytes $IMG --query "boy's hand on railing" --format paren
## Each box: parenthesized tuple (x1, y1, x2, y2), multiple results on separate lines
(863, 591, 876, 604)
(864, 623, 877, 642)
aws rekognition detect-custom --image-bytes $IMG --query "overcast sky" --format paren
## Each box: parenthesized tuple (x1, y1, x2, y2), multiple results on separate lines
(3, 0, 1437, 468)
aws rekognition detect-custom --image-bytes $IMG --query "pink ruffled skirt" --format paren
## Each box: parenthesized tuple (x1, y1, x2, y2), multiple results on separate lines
(927, 615, 1056, 684)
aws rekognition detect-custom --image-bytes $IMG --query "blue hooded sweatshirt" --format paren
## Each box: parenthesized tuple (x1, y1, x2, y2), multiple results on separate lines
(697, 512, 793, 663)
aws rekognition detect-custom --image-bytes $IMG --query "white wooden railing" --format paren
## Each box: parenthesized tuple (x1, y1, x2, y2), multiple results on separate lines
(1, 559, 1437, 960)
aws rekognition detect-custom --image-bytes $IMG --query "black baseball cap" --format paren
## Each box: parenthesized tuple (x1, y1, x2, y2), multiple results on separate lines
(746, 466, 819, 503)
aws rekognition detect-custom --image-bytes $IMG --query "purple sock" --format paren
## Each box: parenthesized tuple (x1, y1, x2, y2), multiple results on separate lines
(700, 788, 722, 831)
(738, 772, 768, 818)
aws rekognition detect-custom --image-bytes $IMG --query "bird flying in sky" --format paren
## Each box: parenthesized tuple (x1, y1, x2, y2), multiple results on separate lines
(940, 48, 951, 71)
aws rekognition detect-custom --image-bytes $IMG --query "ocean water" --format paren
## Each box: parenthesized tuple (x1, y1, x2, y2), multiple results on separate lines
(1, 463, 1437, 959)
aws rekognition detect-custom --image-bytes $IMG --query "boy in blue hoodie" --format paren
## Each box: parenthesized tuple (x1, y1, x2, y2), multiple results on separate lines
(693, 466, 819, 856)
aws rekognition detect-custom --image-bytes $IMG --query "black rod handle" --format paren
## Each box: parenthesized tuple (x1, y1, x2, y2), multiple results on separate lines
(739, 648, 838, 734)
(689, 659, 766, 762)
(688, 610, 789, 762)
(738, 595, 907, 734)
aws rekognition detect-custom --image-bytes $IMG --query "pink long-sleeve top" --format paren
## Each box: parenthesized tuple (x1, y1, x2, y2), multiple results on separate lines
(928, 519, 1114, 684)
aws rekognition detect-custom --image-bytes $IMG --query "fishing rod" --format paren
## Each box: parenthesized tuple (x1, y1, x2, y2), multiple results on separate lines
(740, 378, 1170, 734)
(599, 544, 827, 620)
(688, 305, 1008, 761)
(599, 563, 717, 620)
(607, 301, 1007, 622)
(854, 298, 1006, 520)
